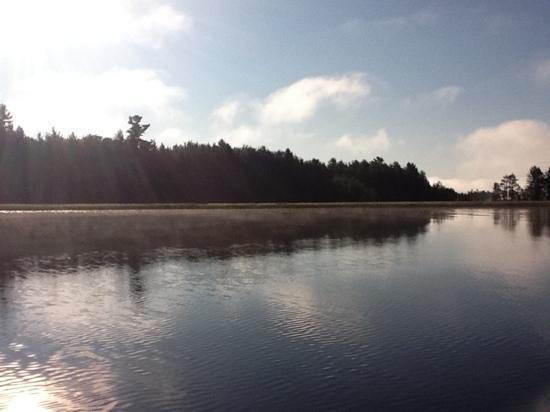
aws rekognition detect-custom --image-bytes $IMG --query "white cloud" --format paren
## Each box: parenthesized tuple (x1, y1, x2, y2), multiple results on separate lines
(429, 85, 463, 104)
(404, 84, 463, 108)
(533, 58, 550, 85)
(211, 73, 371, 150)
(8, 68, 187, 140)
(452, 119, 550, 190)
(213, 100, 244, 126)
(260, 73, 369, 125)
(219, 125, 266, 147)
(334, 129, 390, 159)
(134, 4, 192, 47)
(0, 0, 190, 58)
(156, 127, 188, 147)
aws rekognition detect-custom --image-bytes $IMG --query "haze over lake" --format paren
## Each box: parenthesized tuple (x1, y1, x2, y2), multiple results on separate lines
(1, 207, 549, 411)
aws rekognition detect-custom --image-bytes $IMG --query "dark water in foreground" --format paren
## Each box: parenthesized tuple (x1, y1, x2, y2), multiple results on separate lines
(0, 207, 549, 411)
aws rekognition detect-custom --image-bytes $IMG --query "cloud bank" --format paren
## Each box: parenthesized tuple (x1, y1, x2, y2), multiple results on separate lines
(436, 119, 550, 191)
(9, 69, 187, 138)
(212, 73, 372, 151)
(260, 74, 369, 125)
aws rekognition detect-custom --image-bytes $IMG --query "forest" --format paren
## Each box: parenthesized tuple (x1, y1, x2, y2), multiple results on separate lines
(0, 105, 457, 203)
(0, 104, 547, 204)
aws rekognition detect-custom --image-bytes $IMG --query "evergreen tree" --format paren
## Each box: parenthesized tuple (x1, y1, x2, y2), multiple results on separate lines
(492, 182, 502, 201)
(126, 115, 150, 148)
(0, 104, 13, 131)
(526, 166, 545, 200)
(499, 174, 522, 200)
(114, 130, 124, 142)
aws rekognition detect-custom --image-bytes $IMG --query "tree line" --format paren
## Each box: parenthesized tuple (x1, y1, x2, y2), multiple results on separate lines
(460, 169, 550, 201)
(0, 103, 473, 204)
(491, 168, 550, 201)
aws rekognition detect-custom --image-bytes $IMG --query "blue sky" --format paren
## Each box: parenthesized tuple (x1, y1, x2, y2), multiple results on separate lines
(1, 0, 550, 190)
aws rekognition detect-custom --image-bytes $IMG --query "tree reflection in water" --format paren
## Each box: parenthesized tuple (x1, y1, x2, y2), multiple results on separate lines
(1, 207, 549, 411)
(0, 207, 450, 279)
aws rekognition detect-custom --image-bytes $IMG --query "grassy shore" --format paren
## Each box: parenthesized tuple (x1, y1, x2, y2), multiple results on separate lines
(1, 201, 549, 211)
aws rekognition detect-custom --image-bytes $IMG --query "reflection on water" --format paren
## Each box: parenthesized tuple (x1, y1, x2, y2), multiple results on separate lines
(0, 207, 549, 411)
(0, 208, 439, 260)
(493, 207, 550, 238)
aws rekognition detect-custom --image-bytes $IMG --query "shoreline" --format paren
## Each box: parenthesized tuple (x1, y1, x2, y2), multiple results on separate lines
(0, 201, 549, 211)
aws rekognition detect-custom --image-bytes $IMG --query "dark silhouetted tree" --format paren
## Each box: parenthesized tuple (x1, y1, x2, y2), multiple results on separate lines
(114, 129, 124, 142)
(126, 115, 150, 148)
(526, 166, 545, 200)
(499, 174, 522, 200)
(492, 182, 502, 201)
(0, 104, 13, 131)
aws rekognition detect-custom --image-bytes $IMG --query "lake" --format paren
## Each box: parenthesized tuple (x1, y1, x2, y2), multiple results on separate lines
(1, 207, 549, 411)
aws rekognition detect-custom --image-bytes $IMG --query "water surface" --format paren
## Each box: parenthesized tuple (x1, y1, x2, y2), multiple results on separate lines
(1, 207, 549, 411)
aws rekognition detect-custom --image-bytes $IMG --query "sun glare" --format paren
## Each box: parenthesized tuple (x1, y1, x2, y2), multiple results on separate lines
(1, 0, 118, 54)
(0, 0, 189, 60)
(5, 391, 50, 412)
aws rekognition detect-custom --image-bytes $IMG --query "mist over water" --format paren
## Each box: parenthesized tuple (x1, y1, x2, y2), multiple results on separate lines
(1, 207, 549, 411)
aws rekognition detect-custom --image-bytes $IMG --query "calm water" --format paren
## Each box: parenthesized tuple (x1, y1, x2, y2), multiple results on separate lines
(1, 207, 549, 411)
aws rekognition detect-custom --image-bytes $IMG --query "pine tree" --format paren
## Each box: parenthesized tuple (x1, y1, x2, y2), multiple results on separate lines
(0, 104, 14, 131)
(126, 115, 150, 148)
(525, 166, 545, 200)
(492, 182, 502, 200)
(499, 174, 521, 200)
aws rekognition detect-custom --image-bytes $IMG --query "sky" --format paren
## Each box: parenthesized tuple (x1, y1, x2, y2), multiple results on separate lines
(1, 0, 550, 191)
